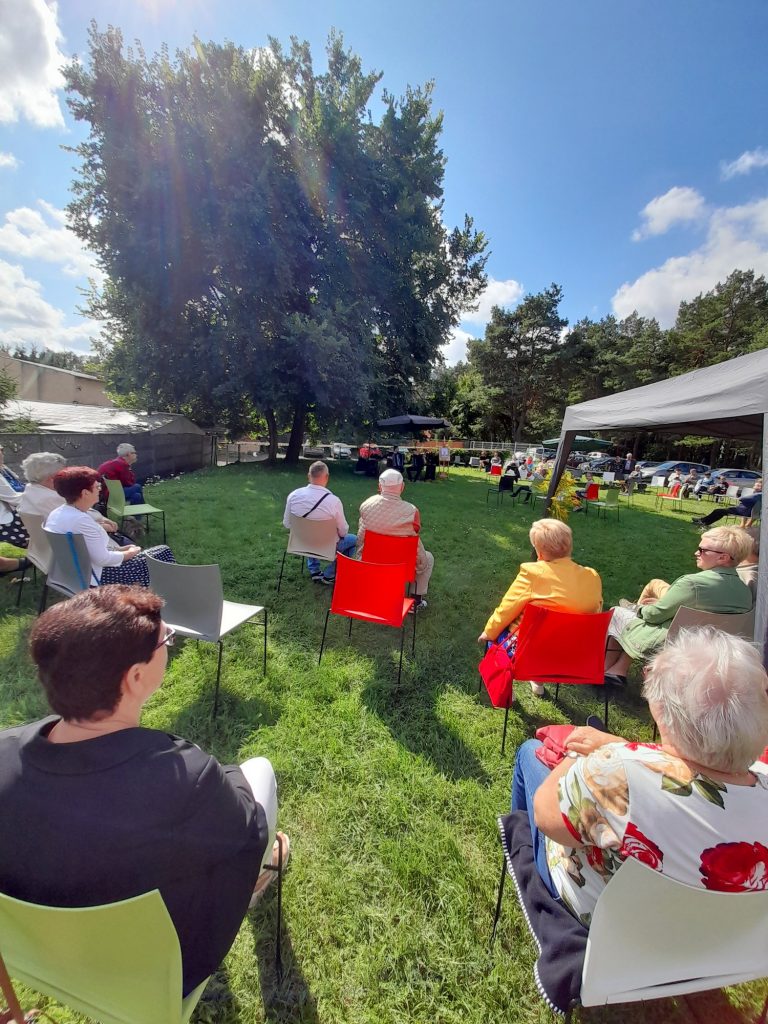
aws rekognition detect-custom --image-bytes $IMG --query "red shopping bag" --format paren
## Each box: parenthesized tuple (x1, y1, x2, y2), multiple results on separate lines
(479, 643, 514, 708)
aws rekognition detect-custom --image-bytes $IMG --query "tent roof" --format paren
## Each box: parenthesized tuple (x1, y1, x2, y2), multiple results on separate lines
(561, 348, 768, 441)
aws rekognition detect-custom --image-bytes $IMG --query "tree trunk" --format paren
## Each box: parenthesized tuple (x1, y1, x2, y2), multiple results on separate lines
(284, 404, 306, 465)
(265, 409, 278, 463)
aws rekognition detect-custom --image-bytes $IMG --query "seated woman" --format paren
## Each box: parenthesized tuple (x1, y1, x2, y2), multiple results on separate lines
(45, 466, 175, 587)
(0, 586, 287, 997)
(604, 526, 753, 685)
(693, 480, 762, 528)
(19, 452, 126, 538)
(478, 519, 602, 696)
(0, 444, 28, 550)
(512, 628, 768, 927)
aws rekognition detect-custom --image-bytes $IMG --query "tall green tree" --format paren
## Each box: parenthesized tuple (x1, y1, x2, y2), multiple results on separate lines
(64, 26, 487, 460)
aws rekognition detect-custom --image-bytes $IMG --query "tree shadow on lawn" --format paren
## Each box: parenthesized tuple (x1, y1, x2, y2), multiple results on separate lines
(360, 667, 492, 786)
(248, 906, 320, 1024)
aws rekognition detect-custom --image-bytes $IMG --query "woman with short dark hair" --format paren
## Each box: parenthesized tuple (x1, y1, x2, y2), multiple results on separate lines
(0, 586, 286, 997)
(45, 466, 175, 587)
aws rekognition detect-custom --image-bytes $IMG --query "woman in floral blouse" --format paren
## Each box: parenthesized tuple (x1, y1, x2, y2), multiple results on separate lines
(511, 627, 768, 927)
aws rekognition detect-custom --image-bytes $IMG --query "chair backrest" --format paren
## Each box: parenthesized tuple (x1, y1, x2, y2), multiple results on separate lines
(624, 479, 636, 494)
(750, 495, 762, 518)
(666, 605, 756, 643)
(42, 529, 93, 595)
(603, 488, 619, 506)
(19, 513, 52, 575)
(726, 484, 740, 499)
(585, 483, 599, 501)
(667, 482, 681, 497)
(740, 487, 755, 499)
(331, 555, 409, 626)
(468, 457, 481, 468)
(361, 531, 418, 582)
(601, 471, 615, 484)
(286, 513, 340, 562)
(513, 605, 612, 685)
(146, 556, 224, 640)
(104, 476, 126, 519)
(490, 464, 502, 478)
(581, 854, 768, 1006)
(0, 889, 197, 1024)
(650, 475, 665, 488)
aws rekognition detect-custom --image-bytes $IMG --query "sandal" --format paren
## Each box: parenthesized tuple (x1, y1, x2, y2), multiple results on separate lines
(248, 832, 290, 909)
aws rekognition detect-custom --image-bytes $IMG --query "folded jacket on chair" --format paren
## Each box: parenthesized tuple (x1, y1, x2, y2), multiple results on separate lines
(534, 724, 577, 769)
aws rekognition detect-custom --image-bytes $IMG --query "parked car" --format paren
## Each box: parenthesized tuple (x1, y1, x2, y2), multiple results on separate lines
(585, 450, 612, 460)
(709, 468, 762, 490)
(302, 442, 327, 458)
(638, 460, 710, 483)
(331, 442, 352, 459)
(577, 456, 624, 474)
(636, 460, 661, 470)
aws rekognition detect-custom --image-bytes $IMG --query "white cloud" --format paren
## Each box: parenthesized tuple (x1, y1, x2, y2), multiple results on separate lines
(442, 326, 474, 366)
(0, 200, 102, 281)
(613, 196, 768, 326)
(0, 152, 18, 169)
(631, 186, 707, 241)
(721, 148, 768, 180)
(462, 276, 524, 324)
(0, 259, 98, 351)
(0, 0, 66, 128)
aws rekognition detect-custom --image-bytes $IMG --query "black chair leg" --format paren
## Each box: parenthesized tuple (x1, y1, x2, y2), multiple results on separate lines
(397, 623, 406, 686)
(348, 617, 353, 638)
(262, 608, 268, 676)
(604, 688, 609, 731)
(555, 682, 560, 704)
(38, 583, 48, 614)
(161, 511, 166, 544)
(275, 828, 283, 983)
(501, 703, 511, 755)
(277, 550, 287, 593)
(212, 640, 224, 718)
(490, 857, 507, 947)
(318, 609, 330, 664)
(15, 570, 24, 607)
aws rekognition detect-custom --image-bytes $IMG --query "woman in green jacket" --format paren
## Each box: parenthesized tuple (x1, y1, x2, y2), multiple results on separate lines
(604, 526, 753, 685)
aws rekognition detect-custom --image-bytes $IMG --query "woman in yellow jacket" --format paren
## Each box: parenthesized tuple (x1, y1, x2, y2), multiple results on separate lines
(478, 519, 603, 696)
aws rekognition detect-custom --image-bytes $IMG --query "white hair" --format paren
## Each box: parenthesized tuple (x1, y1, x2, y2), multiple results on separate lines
(643, 627, 768, 772)
(701, 526, 753, 565)
(116, 443, 136, 457)
(21, 452, 66, 483)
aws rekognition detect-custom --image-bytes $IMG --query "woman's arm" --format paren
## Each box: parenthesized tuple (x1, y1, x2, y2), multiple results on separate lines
(76, 515, 124, 568)
(0, 476, 22, 508)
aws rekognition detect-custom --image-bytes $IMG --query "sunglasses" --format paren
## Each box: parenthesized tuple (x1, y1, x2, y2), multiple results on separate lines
(695, 547, 727, 556)
(154, 626, 176, 650)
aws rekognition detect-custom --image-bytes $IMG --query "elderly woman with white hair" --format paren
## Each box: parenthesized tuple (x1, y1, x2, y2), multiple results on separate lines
(19, 452, 123, 537)
(478, 519, 602, 696)
(604, 526, 753, 685)
(511, 628, 768, 926)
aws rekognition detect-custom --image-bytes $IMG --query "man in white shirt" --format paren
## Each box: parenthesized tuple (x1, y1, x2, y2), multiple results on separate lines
(282, 461, 356, 584)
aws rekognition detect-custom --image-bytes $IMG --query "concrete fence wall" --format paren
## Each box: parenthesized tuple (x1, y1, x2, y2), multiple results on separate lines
(0, 432, 213, 480)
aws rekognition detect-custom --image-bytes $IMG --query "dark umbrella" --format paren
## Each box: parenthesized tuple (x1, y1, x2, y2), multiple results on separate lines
(376, 415, 453, 430)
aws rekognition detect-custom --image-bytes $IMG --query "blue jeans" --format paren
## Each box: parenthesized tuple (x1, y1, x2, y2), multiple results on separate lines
(511, 739, 560, 899)
(123, 483, 145, 505)
(307, 533, 357, 580)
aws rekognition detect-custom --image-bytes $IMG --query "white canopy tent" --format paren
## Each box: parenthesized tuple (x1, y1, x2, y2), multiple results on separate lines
(545, 348, 768, 661)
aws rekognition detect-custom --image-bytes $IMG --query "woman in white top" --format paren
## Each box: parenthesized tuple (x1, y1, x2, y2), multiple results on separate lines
(45, 466, 175, 587)
(19, 452, 124, 537)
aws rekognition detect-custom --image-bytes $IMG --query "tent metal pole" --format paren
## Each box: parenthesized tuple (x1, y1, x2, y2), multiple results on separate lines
(543, 429, 577, 519)
(757, 414, 768, 668)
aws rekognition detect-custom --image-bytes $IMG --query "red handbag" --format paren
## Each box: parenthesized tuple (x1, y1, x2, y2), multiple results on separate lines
(534, 724, 577, 768)
(478, 643, 515, 708)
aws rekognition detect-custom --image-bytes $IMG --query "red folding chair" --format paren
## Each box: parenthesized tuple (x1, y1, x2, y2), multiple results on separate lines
(583, 482, 600, 514)
(360, 531, 419, 596)
(490, 464, 502, 477)
(655, 481, 682, 511)
(318, 555, 416, 684)
(484, 604, 613, 754)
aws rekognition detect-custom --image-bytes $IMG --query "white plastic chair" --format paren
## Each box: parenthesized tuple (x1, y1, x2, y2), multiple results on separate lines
(666, 605, 755, 643)
(146, 556, 266, 717)
(581, 855, 768, 1005)
(16, 513, 52, 608)
(725, 484, 740, 500)
(650, 474, 666, 491)
(40, 529, 94, 612)
(277, 513, 341, 592)
(601, 471, 615, 485)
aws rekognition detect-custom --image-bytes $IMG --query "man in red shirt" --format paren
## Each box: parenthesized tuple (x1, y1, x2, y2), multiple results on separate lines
(98, 443, 144, 505)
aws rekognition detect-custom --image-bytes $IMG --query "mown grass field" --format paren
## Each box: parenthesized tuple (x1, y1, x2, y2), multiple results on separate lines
(0, 464, 765, 1024)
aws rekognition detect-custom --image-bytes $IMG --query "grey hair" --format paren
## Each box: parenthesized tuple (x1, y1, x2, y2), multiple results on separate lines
(116, 443, 136, 457)
(21, 452, 66, 483)
(643, 627, 768, 773)
(308, 460, 329, 480)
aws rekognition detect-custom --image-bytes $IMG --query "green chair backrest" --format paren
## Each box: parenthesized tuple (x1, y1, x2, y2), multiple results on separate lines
(0, 889, 208, 1024)
(104, 476, 127, 519)
(603, 488, 619, 506)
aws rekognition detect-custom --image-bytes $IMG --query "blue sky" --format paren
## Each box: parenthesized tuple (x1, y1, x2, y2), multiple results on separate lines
(1, 0, 767, 364)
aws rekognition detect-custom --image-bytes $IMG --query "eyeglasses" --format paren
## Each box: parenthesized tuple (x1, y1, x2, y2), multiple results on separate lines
(154, 626, 176, 650)
(695, 547, 727, 556)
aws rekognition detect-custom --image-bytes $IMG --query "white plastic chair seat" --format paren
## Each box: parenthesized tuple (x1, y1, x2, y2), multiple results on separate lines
(166, 600, 265, 642)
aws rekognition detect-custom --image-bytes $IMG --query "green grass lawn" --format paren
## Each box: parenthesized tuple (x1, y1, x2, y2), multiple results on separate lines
(0, 466, 765, 1024)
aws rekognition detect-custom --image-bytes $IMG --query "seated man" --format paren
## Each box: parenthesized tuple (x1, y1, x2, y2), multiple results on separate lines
(283, 460, 356, 584)
(356, 468, 433, 610)
(98, 442, 144, 505)
(406, 448, 425, 482)
(0, 586, 287, 998)
(512, 628, 768, 927)
(604, 526, 753, 685)
(693, 480, 762, 528)
(737, 526, 760, 596)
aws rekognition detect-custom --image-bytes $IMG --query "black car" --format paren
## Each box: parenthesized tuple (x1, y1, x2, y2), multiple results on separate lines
(577, 456, 624, 474)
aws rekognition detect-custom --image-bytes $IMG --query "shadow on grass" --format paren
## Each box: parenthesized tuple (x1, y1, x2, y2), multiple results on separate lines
(248, 907, 320, 1024)
(579, 987, 767, 1024)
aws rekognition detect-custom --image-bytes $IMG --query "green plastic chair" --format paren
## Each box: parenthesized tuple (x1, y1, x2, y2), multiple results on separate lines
(104, 476, 167, 544)
(591, 487, 620, 522)
(0, 889, 209, 1024)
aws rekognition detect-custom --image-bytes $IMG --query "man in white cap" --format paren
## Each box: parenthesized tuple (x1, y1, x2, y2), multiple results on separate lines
(356, 469, 434, 609)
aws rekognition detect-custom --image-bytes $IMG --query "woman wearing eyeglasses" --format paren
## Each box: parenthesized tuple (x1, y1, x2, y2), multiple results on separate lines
(0, 586, 287, 997)
(604, 526, 753, 685)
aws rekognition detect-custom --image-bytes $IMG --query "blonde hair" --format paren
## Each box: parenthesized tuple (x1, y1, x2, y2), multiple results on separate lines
(529, 519, 573, 559)
(643, 627, 768, 772)
(701, 526, 753, 565)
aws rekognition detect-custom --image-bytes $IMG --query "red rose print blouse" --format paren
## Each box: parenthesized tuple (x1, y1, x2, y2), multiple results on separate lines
(547, 742, 768, 927)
